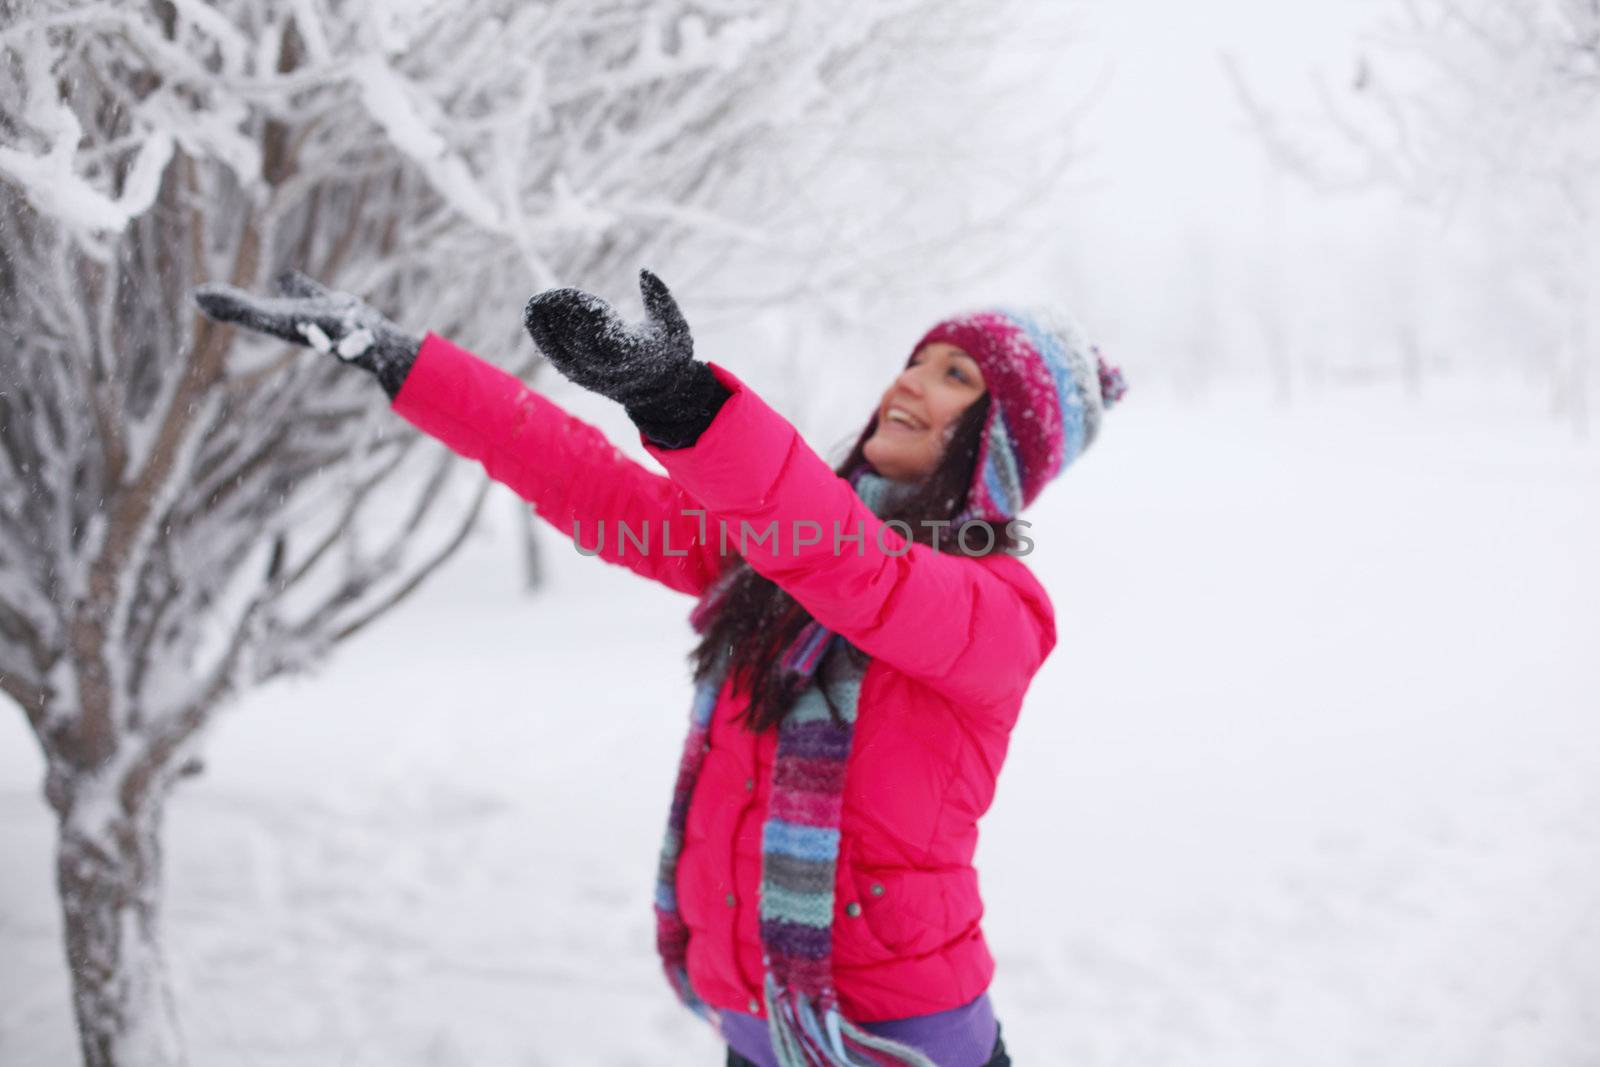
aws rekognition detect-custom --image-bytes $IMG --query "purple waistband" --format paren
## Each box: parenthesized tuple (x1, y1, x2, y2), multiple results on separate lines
(716, 993, 998, 1067)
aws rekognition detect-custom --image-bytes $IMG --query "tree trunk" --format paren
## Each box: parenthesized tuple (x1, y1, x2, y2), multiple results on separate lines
(54, 775, 186, 1067)
(520, 503, 545, 593)
(1399, 321, 1423, 401)
(1570, 267, 1591, 442)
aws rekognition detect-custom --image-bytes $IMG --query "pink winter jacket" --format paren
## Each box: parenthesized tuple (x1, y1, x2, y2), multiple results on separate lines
(391, 333, 1057, 1022)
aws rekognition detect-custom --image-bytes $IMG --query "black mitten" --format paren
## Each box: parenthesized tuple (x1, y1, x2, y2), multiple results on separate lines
(193, 272, 421, 399)
(522, 269, 730, 449)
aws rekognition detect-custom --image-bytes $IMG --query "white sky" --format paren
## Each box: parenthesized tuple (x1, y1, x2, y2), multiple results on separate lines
(1066, 0, 1385, 240)
(958, 0, 1435, 392)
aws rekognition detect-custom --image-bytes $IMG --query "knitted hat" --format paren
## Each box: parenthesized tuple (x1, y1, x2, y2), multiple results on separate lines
(909, 307, 1127, 525)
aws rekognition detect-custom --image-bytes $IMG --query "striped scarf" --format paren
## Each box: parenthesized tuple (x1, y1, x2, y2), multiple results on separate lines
(653, 467, 937, 1066)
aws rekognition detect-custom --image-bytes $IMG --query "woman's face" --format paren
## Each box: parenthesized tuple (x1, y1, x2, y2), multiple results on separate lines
(863, 341, 987, 482)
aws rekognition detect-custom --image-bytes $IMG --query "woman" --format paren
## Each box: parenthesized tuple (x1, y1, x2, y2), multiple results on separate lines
(194, 269, 1126, 1066)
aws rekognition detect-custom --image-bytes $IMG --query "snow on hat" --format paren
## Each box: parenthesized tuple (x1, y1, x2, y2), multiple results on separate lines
(912, 307, 1127, 525)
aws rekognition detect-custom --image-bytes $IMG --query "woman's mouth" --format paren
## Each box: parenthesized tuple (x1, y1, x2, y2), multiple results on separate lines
(883, 404, 926, 431)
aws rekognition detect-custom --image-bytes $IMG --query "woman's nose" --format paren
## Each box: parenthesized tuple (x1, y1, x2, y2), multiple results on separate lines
(897, 365, 927, 394)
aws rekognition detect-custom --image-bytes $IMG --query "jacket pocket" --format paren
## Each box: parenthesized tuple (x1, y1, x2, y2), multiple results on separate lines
(840, 846, 961, 961)
(828, 845, 900, 965)
(851, 856, 977, 960)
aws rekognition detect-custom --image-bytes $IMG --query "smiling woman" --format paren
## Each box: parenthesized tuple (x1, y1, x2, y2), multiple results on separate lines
(865, 342, 989, 482)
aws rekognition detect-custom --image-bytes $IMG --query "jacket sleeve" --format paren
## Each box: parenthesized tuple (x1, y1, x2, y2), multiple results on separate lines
(391, 332, 726, 597)
(640, 362, 1057, 710)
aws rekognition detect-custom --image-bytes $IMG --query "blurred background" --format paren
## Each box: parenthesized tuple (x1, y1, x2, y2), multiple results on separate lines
(1, 0, 1596, 1064)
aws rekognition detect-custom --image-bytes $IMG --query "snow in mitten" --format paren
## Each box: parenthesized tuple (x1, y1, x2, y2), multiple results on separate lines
(193, 271, 421, 399)
(522, 269, 730, 449)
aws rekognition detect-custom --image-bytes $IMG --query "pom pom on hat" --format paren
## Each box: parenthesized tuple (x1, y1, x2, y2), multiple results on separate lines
(1095, 346, 1128, 410)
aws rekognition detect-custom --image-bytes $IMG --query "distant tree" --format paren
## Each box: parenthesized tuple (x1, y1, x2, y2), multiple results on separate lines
(1226, 0, 1600, 434)
(0, 1, 1084, 1062)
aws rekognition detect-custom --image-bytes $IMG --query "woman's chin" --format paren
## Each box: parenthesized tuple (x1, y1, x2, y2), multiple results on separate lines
(863, 440, 923, 482)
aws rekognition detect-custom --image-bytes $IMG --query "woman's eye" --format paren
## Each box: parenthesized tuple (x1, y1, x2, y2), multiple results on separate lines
(948, 367, 968, 382)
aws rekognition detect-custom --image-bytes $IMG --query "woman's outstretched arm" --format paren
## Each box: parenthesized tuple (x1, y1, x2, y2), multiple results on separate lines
(191, 273, 726, 597)
(392, 333, 726, 596)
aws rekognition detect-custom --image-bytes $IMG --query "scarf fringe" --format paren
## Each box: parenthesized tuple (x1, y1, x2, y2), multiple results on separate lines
(765, 977, 939, 1067)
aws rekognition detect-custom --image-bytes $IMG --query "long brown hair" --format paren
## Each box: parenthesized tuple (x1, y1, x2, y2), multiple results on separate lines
(689, 390, 1018, 733)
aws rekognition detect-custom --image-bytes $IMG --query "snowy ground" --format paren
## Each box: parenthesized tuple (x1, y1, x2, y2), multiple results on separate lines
(2, 377, 1597, 1066)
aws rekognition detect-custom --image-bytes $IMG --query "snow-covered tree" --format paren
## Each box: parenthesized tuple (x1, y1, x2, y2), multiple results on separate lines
(0, 2, 1082, 1062)
(1227, 0, 1600, 435)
